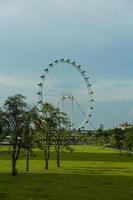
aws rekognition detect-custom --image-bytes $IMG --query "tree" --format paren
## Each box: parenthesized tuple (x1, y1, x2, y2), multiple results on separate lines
(54, 129, 74, 168)
(53, 113, 70, 167)
(95, 129, 105, 149)
(124, 128, 133, 151)
(111, 128, 126, 153)
(22, 106, 39, 173)
(36, 103, 57, 170)
(4, 94, 29, 176)
(36, 102, 71, 169)
(0, 107, 9, 142)
(0, 108, 4, 141)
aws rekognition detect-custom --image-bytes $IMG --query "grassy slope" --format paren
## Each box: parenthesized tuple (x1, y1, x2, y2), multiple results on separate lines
(0, 146, 133, 200)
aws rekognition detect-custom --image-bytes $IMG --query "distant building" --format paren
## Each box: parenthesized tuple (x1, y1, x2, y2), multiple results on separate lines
(118, 122, 133, 130)
(99, 124, 104, 130)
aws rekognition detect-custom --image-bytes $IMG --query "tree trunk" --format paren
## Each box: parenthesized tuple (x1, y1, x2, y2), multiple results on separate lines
(12, 157, 17, 176)
(56, 142, 60, 168)
(56, 150, 60, 167)
(45, 159, 49, 170)
(11, 146, 18, 176)
(44, 145, 50, 170)
(26, 149, 29, 173)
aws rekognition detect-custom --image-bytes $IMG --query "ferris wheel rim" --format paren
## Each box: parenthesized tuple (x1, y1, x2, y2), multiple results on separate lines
(37, 58, 94, 129)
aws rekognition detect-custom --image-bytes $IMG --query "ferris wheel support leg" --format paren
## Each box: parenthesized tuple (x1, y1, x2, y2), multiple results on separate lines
(70, 96, 74, 130)
(61, 98, 64, 128)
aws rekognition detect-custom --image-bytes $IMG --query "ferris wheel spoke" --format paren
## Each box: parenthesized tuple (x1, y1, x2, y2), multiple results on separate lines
(74, 98, 86, 117)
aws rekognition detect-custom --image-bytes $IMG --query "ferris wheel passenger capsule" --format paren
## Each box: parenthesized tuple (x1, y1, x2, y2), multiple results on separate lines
(82, 70, 85, 74)
(49, 63, 53, 66)
(38, 83, 42, 86)
(37, 92, 41, 95)
(66, 59, 70, 62)
(72, 61, 76, 65)
(54, 60, 58, 63)
(40, 75, 45, 79)
(81, 126, 84, 129)
(85, 77, 89, 80)
(44, 68, 48, 72)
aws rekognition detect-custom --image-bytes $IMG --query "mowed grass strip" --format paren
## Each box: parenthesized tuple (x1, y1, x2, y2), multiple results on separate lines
(0, 146, 133, 200)
(0, 173, 133, 200)
(0, 146, 133, 162)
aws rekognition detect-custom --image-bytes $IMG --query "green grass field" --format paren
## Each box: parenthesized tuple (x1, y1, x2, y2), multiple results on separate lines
(0, 146, 133, 200)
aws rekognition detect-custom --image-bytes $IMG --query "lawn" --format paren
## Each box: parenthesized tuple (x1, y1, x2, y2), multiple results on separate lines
(0, 146, 133, 200)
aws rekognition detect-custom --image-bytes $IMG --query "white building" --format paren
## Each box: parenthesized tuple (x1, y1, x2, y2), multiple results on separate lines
(118, 122, 133, 130)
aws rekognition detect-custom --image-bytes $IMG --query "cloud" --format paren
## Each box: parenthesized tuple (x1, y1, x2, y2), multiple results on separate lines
(0, 76, 35, 88)
(94, 79, 133, 102)
(127, 107, 133, 116)
(0, 75, 38, 105)
(1, 0, 133, 53)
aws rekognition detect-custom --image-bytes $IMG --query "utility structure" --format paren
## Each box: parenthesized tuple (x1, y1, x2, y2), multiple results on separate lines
(37, 58, 94, 129)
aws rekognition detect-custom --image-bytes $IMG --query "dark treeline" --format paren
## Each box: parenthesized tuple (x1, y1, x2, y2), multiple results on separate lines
(0, 94, 133, 176)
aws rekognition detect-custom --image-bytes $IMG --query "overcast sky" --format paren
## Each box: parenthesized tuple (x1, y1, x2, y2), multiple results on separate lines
(0, 0, 133, 129)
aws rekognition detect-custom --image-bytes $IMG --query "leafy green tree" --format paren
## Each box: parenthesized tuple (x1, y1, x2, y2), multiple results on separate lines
(111, 128, 126, 153)
(36, 102, 71, 169)
(36, 103, 57, 170)
(22, 106, 39, 173)
(45, 105, 72, 168)
(4, 94, 31, 175)
(0, 107, 10, 141)
(124, 128, 133, 151)
(77, 132, 93, 145)
(0, 108, 4, 141)
(54, 128, 65, 167)
(95, 129, 105, 148)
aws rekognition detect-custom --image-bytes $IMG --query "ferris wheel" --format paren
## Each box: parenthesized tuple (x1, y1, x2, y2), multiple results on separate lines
(37, 59, 94, 129)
